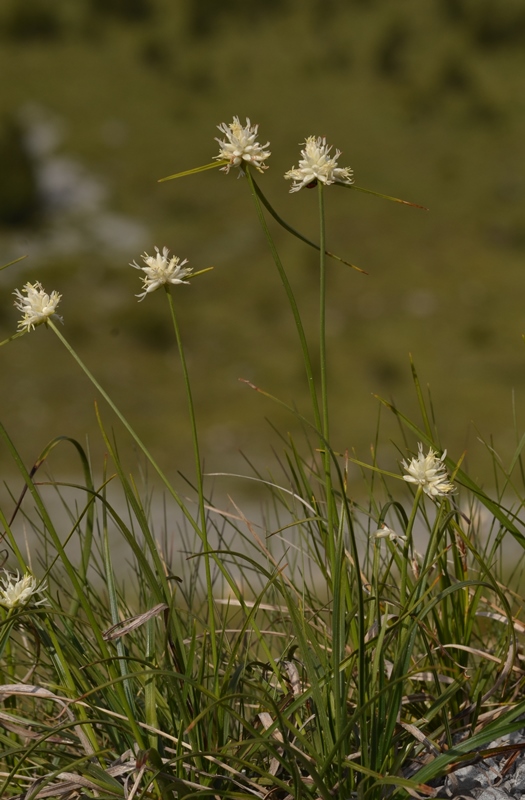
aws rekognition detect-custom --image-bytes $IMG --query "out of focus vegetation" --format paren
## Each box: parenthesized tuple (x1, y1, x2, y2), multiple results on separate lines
(0, 0, 524, 487)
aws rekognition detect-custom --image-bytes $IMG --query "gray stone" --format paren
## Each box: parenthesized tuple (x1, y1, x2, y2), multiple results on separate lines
(507, 761, 525, 794)
(447, 763, 491, 794)
(471, 789, 512, 800)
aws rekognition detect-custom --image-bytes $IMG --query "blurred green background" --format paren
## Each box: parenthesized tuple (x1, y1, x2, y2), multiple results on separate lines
(0, 0, 524, 492)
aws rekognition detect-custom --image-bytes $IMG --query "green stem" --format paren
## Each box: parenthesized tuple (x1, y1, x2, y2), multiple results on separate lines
(245, 168, 322, 433)
(46, 320, 200, 544)
(318, 183, 336, 547)
(415, 500, 447, 602)
(250, 179, 365, 273)
(318, 183, 328, 447)
(400, 485, 423, 607)
(317, 182, 343, 779)
(163, 287, 217, 671)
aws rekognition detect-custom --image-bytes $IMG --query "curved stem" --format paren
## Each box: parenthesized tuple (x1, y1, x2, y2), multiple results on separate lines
(164, 287, 217, 670)
(245, 168, 322, 433)
(47, 320, 199, 544)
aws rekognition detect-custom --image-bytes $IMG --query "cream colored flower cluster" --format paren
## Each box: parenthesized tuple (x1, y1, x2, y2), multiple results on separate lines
(0, 571, 47, 610)
(402, 443, 455, 499)
(215, 116, 271, 175)
(130, 246, 193, 301)
(10, 117, 356, 317)
(284, 136, 354, 192)
(214, 116, 354, 192)
(13, 282, 62, 332)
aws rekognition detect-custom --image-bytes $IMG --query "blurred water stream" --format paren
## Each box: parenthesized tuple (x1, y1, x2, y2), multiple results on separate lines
(2, 475, 523, 598)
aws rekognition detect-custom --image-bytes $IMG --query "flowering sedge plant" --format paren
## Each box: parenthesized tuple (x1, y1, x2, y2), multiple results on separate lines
(2, 117, 514, 800)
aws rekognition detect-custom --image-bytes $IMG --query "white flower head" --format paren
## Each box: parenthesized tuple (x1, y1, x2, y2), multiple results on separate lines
(373, 524, 407, 545)
(402, 443, 455, 499)
(214, 116, 271, 175)
(131, 246, 192, 301)
(0, 571, 48, 609)
(284, 136, 354, 192)
(13, 282, 62, 332)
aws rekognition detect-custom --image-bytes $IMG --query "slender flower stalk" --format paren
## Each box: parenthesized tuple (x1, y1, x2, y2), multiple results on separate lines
(316, 182, 337, 556)
(246, 163, 356, 755)
(318, 183, 331, 477)
(399, 485, 423, 611)
(130, 247, 218, 671)
(215, 116, 271, 175)
(244, 168, 322, 433)
(45, 318, 198, 582)
(317, 179, 344, 772)
(162, 285, 218, 672)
